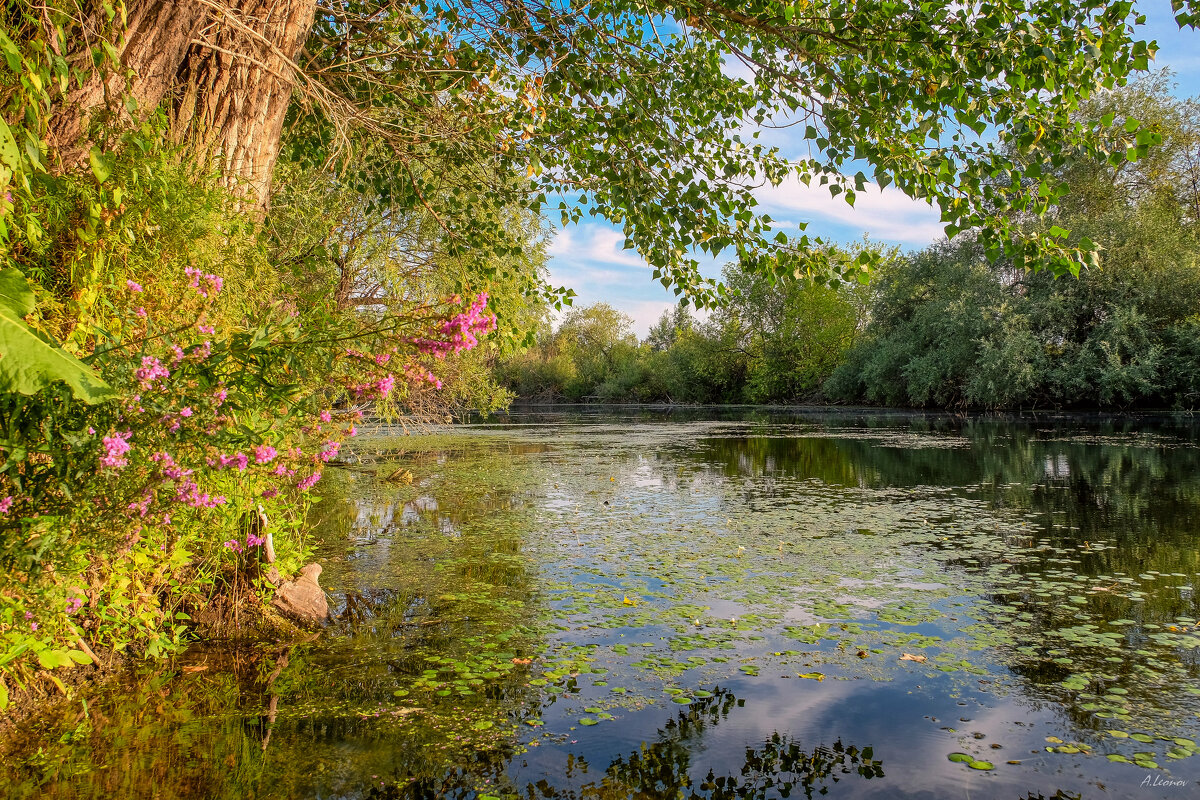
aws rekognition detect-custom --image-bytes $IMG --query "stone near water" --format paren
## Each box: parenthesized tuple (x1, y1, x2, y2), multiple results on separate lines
(272, 563, 329, 625)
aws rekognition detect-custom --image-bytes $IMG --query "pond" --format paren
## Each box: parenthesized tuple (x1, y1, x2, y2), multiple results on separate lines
(4, 409, 1200, 799)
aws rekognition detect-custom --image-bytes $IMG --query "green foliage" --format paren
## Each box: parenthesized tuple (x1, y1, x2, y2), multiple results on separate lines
(33, 0, 1189, 305)
(0, 14, 548, 700)
(0, 268, 112, 402)
(828, 79, 1200, 410)
(497, 252, 874, 404)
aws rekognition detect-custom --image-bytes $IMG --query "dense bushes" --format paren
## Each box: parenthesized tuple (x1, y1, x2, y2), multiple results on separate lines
(497, 259, 870, 404)
(828, 79, 1200, 410)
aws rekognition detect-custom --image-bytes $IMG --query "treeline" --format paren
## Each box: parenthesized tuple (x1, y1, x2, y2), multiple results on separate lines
(499, 78, 1200, 410)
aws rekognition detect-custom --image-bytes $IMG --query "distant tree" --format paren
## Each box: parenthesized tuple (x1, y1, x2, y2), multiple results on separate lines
(827, 78, 1200, 410)
(645, 306, 695, 352)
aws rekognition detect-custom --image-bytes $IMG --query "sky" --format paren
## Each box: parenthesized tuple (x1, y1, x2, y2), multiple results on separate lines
(544, 1, 1200, 338)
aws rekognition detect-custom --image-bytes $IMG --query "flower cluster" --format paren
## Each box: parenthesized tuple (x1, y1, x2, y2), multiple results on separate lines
(223, 532, 267, 555)
(296, 471, 322, 491)
(350, 373, 399, 401)
(410, 293, 497, 357)
(100, 431, 133, 469)
(135, 356, 170, 389)
(403, 363, 443, 389)
(184, 267, 224, 298)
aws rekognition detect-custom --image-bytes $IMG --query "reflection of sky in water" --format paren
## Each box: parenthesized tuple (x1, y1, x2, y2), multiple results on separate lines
(7, 410, 1200, 800)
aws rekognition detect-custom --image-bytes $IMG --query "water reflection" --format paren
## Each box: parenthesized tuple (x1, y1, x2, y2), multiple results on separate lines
(3, 411, 1199, 799)
(362, 689, 885, 800)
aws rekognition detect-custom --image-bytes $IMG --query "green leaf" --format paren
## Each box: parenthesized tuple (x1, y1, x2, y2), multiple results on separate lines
(0, 267, 34, 317)
(0, 117, 19, 177)
(88, 147, 114, 184)
(0, 268, 115, 403)
(66, 649, 93, 665)
(36, 649, 75, 670)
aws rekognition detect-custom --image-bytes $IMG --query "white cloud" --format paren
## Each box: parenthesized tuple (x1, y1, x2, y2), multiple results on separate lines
(756, 177, 945, 246)
(547, 225, 648, 270)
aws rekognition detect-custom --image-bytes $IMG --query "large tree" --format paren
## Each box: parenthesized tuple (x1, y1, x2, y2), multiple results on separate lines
(11, 0, 1200, 298)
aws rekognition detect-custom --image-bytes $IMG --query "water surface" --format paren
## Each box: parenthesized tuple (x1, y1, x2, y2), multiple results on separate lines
(5, 410, 1200, 799)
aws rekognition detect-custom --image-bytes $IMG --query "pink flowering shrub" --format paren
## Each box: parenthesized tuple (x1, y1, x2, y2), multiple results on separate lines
(0, 251, 503, 687)
(0, 126, 513, 690)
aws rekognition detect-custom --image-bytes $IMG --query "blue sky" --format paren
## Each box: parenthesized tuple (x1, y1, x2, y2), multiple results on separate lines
(545, 1, 1200, 337)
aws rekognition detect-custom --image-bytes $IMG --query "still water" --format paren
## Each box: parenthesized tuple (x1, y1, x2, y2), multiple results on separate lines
(5, 409, 1200, 799)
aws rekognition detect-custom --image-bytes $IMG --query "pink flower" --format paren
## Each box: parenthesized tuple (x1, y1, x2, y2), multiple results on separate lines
(135, 356, 169, 389)
(126, 280, 143, 292)
(179, 407, 193, 418)
(66, 596, 84, 615)
(254, 445, 277, 464)
(376, 375, 395, 399)
(186, 268, 224, 298)
(317, 441, 340, 463)
(296, 472, 322, 491)
(127, 492, 153, 517)
(223, 538, 243, 554)
(87, 426, 96, 435)
(319, 411, 332, 423)
(0, 496, 12, 514)
(262, 487, 279, 499)
(135, 307, 147, 318)
(100, 431, 133, 468)
(213, 388, 228, 406)
(246, 533, 265, 548)
(217, 452, 249, 471)
(198, 324, 215, 334)
(408, 293, 496, 357)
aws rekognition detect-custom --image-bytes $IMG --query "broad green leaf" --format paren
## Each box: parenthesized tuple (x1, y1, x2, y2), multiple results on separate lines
(89, 147, 114, 184)
(0, 268, 114, 403)
(0, 117, 19, 175)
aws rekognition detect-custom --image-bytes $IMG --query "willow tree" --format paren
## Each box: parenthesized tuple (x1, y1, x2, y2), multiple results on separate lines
(43, 0, 317, 202)
(9, 0, 1200, 297)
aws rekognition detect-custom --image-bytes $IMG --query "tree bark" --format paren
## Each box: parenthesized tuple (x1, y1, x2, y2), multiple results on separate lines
(171, 0, 318, 203)
(49, 0, 317, 208)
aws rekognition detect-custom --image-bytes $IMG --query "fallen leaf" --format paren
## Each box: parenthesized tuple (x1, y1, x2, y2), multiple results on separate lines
(900, 653, 927, 663)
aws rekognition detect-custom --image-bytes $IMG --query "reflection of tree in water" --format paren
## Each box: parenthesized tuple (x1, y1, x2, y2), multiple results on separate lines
(369, 689, 884, 800)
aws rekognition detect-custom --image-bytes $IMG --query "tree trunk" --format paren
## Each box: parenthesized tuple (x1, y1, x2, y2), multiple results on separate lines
(49, 0, 317, 208)
(171, 0, 318, 203)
